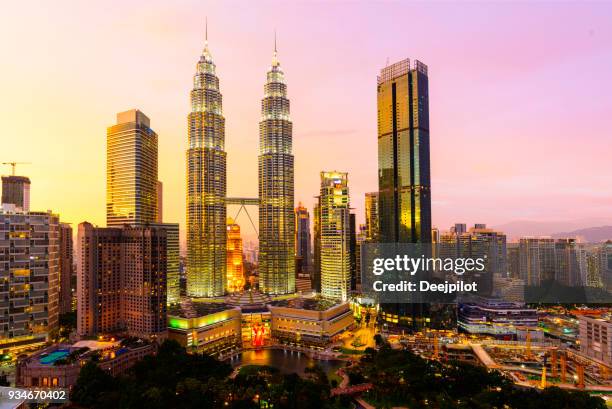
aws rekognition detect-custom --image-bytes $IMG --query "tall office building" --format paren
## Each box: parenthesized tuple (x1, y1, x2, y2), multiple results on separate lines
(258, 42, 295, 295)
(226, 218, 245, 293)
(77, 222, 167, 340)
(320, 171, 351, 301)
(377, 58, 437, 330)
(151, 222, 180, 305)
(156, 181, 163, 223)
(312, 199, 322, 293)
(1, 176, 30, 212)
(186, 33, 227, 297)
(364, 192, 379, 242)
(106, 109, 158, 227)
(59, 223, 74, 314)
(294, 203, 311, 275)
(0, 206, 59, 351)
(349, 213, 357, 291)
(377, 58, 431, 243)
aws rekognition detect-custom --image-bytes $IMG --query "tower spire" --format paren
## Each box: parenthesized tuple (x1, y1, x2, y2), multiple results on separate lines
(272, 29, 279, 67)
(203, 17, 212, 61)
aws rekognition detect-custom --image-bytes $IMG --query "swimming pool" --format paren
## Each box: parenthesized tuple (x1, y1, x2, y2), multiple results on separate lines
(39, 349, 70, 365)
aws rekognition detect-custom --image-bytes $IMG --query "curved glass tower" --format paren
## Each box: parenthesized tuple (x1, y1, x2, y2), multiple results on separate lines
(186, 36, 226, 297)
(258, 45, 295, 295)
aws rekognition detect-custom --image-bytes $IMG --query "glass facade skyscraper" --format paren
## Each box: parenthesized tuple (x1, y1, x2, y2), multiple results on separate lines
(106, 109, 158, 227)
(320, 172, 351, 301)
(377, 59, 431, 244)
(377, 59, 438, 330)
(258, 45, 295, 295)
(364, 192, 379, 242)
(186, 37, 227, 298)
(294, 203, 311, 275)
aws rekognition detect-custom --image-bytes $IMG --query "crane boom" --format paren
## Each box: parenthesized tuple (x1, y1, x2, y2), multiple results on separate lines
(1, 162, 31, 176)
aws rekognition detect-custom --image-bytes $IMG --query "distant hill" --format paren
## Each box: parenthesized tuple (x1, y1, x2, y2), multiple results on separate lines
(551, 226, 612, 243)
(492, 217, 612, 241)
(492, 218, 612, 241)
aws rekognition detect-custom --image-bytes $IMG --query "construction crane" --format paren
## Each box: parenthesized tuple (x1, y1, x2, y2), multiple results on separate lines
(2, 162, 30, 176)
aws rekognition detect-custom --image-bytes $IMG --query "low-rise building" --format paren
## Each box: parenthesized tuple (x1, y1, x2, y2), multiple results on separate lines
(458, 297, 538, 339)
(579, 316, 612, 364)
(167, 300, 241, 355)
(15, 339, 155, 389)
(268, 297, 354, 347)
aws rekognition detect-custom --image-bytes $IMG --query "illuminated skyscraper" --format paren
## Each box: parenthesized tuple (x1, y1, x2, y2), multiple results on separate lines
(106, 109, 158, 227)
(294, 203, 311, 275)
(312, 198, 321, 293)
(59, 223, 74, 314)
(77, 222, 167, 340)
(377, 58, 437, 330)
(186, 30, 227, 297)
(151, 222, 180, 305)
(258, 40, 295, 295)
(377, 58, 431, 244)
(364, 192, 379, 242)
(226, 218, 245, 293)
(156, 181, 163, 223)
(320, 171, 351, 301)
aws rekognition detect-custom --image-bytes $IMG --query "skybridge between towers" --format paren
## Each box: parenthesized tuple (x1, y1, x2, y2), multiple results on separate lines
(225, 197, 259, 237)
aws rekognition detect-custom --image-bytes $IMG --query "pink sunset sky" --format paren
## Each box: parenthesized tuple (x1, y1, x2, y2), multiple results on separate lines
(1, 1, 611, 243)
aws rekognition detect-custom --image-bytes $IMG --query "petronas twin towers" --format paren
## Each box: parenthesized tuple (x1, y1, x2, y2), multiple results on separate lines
(187, 31, 294, 298)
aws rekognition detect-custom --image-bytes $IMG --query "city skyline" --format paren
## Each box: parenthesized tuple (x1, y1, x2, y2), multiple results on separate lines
(2, 2, 612, 245)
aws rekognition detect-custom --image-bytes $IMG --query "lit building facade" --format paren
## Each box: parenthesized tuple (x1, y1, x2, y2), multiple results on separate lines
(77, 222, 167, 340)
(0, 207, 59, 351)
(1, 176, 30, 212)
(156, 181, 163, 223)
(226, 218, 245, 293)
(167, 301, 241, 354)
(106, 109, 158, 227)
(579, 316, 612, 364)
(16, 339, 156, 389)
(151, 222, 180, 305)
(377, 58, 431, 244)
(59, 223, 74, 314)
(294, 203, 311, 275)
(186, 36, 227, 298)
(268, 298, 354, 348)
(320, 171, 351, 301)
(364, 192, 379, 242)
(258, 44, 295, 295)
(458, 298, 538, 339)
(377, 58, 435, 331)
(312, 199, 321, 292)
